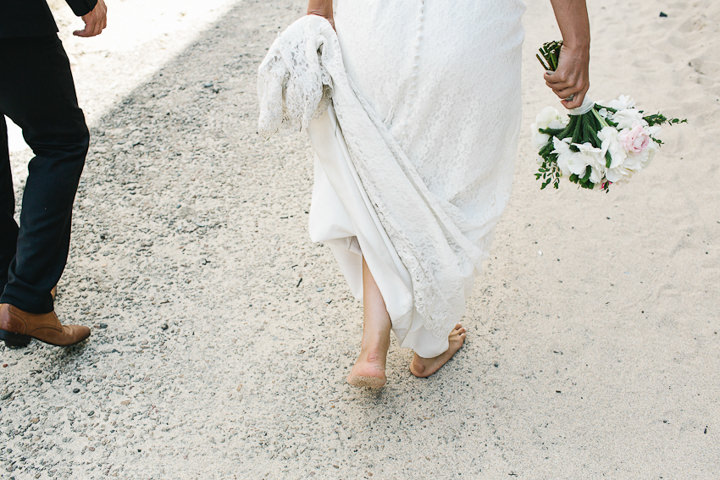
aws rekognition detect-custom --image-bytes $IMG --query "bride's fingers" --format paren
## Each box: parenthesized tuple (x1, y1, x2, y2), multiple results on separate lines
(544, 72, 567, 87)
(561, 90, 585, 109)
(546, 80, 573, 96)
(553, 86, 577, 99)
(545, 75, 578, 94)
(546, 79, 570, 91)
(544, 68, 577, 85)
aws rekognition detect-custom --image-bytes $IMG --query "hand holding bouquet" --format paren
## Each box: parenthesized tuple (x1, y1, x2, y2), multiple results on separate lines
(533, 41, 686, 192)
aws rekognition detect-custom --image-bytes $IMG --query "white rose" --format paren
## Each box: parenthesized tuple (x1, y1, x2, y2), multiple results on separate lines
(623, 150, 644, 171)
(606, 95, 636, 111)
(605, 165, 633, 183)
(532, 107, 567, 149)
(643, 140, 660, 167)
(611, 109, 647, 130)
(531, 128, 551, 150)
(623, 142, 657, 172)
(535, 106, 566, 130)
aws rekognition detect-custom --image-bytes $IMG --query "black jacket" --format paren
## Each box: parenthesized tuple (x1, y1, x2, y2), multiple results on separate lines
(0, 0, 98, 39)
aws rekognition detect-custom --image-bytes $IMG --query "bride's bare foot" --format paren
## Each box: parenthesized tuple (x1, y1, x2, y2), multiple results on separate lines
(347, 349, 387, 388)
(409, 323, 466, 378)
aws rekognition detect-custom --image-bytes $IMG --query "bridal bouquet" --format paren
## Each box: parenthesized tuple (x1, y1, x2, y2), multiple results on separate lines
(533, 41, 686, 192)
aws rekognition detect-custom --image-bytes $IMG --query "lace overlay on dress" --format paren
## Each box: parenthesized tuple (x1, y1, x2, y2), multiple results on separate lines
(257, 20, 332, 136)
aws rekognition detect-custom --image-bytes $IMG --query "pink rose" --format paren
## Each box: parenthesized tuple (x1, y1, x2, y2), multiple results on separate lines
(620, 125, 651, 153)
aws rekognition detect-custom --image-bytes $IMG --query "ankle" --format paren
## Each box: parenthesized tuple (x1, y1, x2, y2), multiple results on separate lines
(358, 345, 388, 365)
(361, 332, 389, 353)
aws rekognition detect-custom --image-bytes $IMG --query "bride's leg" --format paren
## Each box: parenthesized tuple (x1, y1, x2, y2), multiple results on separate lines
(346, 256, 391, 388)
(409, 323, 467, 378)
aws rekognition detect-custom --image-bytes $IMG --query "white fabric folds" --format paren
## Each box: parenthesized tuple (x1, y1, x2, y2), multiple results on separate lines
(258, 5, 523, 357)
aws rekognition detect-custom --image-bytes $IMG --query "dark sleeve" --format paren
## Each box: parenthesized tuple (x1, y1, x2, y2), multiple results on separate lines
(65, 0, 98, 17)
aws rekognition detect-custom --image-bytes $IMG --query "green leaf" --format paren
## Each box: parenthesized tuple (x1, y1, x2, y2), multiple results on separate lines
(581, 166, 592, 182)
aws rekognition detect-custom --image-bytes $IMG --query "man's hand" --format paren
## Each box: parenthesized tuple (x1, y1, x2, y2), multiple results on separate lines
(73, 0, 107, 38)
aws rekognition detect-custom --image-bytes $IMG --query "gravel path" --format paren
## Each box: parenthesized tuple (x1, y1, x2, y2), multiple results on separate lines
(1, 1, 718, 479)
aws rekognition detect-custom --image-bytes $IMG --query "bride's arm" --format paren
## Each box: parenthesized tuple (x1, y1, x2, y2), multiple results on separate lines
(545, 0, 590, 109)
(307, 0, 334, 28)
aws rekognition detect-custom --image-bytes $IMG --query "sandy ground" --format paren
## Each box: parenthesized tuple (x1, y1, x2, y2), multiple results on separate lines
(2, 0, 719, 478)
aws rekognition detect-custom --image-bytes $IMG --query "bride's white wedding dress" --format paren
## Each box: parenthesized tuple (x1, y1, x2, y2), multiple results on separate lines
(258, 0, 525, 358)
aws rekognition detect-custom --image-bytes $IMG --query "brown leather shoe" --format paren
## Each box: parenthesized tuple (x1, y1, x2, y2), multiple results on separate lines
(0, 303, 90, 347)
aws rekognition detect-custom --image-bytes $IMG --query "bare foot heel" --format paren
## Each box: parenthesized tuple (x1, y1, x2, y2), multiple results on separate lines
(347, 353, 387, 388)
(346, 374, 387, 389)
(409, 323, 466, 378)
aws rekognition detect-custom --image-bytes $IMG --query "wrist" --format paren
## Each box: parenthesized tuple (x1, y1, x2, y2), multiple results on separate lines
(562, 37, 590, 53)
(562, 43, 590, 64)
(307, 11, 332, 16)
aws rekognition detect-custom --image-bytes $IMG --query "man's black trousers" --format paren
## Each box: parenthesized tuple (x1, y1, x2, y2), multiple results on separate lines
(0, 34, 89, 313)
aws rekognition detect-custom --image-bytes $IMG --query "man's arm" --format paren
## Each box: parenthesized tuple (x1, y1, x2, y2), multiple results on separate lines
(545, 0, 591, 109)
(70, 0, 107, 38)
(66, 0, 96, 17)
